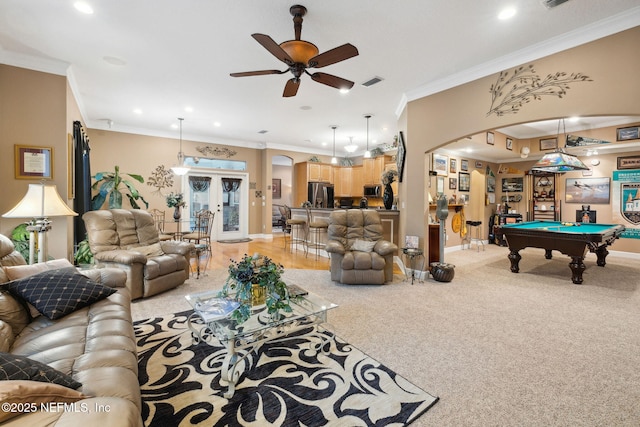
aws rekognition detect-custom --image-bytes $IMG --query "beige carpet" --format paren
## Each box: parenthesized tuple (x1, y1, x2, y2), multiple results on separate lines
(132, 245, 640, 426)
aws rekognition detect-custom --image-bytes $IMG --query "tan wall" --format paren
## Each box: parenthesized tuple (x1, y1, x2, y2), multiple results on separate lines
(0, 65, 74, 260)
(402, 26, 640, 255)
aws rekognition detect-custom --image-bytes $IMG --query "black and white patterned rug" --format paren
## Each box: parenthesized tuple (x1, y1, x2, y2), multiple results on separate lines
(135, 311, 438, 426)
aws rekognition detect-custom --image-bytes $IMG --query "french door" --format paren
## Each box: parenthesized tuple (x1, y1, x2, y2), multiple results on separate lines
(184, 172, 248, 241)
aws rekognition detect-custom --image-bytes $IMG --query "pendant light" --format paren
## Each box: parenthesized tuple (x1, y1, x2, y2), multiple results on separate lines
(531, 118, 589, 173)
(330, 126, 338, 164)
(364, 114, 372, 158)
(171, 117, 190, 176)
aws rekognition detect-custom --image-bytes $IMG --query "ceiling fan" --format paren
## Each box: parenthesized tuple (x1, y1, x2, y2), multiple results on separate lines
(230, 5, 359, 97)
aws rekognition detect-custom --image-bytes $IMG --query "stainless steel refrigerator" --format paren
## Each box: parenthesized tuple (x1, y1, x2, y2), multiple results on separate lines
(307, 182, 334, 208)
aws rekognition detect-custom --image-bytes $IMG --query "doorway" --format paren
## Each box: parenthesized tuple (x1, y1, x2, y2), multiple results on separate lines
(184, 172, 249, 241)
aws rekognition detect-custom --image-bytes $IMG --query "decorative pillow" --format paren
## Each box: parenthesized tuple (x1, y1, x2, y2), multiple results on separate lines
(3, 259, 76, 319)
(4, 267, 116, 320)
(128, 243, 164, 257)
(0, 352, 81, 389)
(0, 380, 87, 422)
(351, 239, 376, 252)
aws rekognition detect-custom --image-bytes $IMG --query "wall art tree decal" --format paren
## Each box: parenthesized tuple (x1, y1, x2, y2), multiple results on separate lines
(147, 165, 175, 196)
(487, 64, 592, 117)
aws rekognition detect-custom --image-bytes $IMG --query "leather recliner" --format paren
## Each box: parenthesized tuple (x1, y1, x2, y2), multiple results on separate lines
(83, 209, 194, 299)
(325, 209, 397, 285)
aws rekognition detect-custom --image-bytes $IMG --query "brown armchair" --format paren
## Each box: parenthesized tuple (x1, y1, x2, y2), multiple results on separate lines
(325, 209, 397, 285)
(83, 209, 194, 299)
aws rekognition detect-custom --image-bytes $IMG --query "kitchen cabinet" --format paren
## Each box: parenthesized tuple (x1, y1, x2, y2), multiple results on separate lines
(351, 166, 364, 196)
(363, 156, 390, 185)
(334, 167, 352, 197)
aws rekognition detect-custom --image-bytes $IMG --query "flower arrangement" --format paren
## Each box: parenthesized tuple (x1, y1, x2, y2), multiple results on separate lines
(381, 169, 398, 185)
(219, 253, 293, 324)
(165, 192, 185, 208)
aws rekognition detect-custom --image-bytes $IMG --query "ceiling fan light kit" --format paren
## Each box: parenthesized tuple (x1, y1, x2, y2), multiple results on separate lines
(230, 4, 359, 97)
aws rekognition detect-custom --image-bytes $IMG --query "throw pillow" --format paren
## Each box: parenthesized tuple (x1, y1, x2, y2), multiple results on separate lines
(0, 380, 87, 422)
(4, 267, 116, 320)
(351, 239, 376, 252)
(0, 352, 81, 389)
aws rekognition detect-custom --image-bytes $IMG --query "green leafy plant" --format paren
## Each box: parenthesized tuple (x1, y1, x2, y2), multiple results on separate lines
(219, 254, 293, 324)
(10, 223, 30, 261)
(91, 165, 149, 210)
(165, 192, 185, 208)
(73, 238, 94, 266)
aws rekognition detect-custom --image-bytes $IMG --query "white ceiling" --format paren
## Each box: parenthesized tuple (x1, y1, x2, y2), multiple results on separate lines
(1, 0, 639, 158)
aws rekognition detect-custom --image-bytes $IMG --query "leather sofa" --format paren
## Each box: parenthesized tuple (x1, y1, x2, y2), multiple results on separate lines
(325, 209, 398, 284)
(83, 209, 194, 300)
(0, 233, 142, 426)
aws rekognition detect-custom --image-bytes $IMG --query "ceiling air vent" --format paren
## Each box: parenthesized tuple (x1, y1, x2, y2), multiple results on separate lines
(361, 76, 384, 87)
(541, 0, 570, 9)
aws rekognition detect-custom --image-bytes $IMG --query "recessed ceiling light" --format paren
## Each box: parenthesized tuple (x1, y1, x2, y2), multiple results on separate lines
(74, 2, 94, 14)
(465, 148, 473, 153)
(184, 106, 193, 113)
(498, 7, 516, 20)
(321, 142, 327, 147)
(133, 108, 142, 115)
(213, 122, 221, 127)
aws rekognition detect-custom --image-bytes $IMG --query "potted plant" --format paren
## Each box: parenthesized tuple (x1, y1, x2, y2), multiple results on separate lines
(91, 165, 149, 210)
(165, 192, 186, 220)
(74, 238, 94, 268)
(219, 254, 293, 324)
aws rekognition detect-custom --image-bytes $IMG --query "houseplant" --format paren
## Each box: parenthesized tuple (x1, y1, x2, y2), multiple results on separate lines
(91, 165, 149, 210)
(219, 254, 292, 324)
(381, 169, 399, 210)
(166, 192, 186, 220)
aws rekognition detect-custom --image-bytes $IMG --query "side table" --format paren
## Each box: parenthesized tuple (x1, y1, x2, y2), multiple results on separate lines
(402, 247, 425, 285)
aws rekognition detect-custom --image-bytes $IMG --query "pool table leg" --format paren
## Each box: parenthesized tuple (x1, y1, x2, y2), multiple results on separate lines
(508, 250, 521, 273)
(569, 256, 586, 284)
(544, 249, 553, 259)
(595, 245, 609, 267)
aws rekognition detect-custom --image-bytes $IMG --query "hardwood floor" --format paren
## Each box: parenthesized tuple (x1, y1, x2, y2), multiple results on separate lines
(205, 234, 331, 271)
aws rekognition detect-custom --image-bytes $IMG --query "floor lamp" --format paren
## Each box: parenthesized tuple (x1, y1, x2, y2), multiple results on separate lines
(2, 183, 78, 264)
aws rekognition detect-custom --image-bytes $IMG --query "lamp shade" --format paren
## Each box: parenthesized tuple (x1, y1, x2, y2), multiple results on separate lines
(2, 184, 77, 218)
(531, 150, 589, 173)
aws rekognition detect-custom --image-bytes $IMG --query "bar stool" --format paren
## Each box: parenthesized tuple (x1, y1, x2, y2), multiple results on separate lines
(284, 206, 307, 254)
(305, 206, 328, 259)
(463, 220, 485, 251)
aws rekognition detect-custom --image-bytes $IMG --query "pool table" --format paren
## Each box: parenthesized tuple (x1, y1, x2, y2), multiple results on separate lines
(496, 221, 626, 284)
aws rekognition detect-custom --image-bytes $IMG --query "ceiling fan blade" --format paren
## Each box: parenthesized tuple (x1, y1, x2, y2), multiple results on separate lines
(252, 33, 294, 64)
(283, 78, 300, 97)
(310, 72, 354, 91)
(230, 69, 286, 77)
(308, 43, 359, 68)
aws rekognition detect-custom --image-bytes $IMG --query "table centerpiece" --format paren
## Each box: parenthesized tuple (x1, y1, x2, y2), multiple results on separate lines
(219, 253, 293, 323)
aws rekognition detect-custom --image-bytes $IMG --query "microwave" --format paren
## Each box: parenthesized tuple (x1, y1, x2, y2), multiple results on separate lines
(363, 185, 381, 197)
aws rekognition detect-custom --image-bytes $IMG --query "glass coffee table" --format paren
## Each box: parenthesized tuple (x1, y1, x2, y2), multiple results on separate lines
(185, 288, 338, 398)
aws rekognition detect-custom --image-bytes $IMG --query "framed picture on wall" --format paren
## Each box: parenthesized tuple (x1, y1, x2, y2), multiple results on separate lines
(272, 178, 281, 199)
(565, 177, 610, 204)
(458, 172, 470, 192)
(450, 158, 457, 173)
(432, 153, 448, 176)
(396, 131, 407, 182)
(486, 131, 494, 145)
(449, 178, 457, 190)
(14, 145, 53, 179)
(539, 137, 557, 151)
(506, 138, 513, 151)
(501, 177, 524, 192)
(461, 159, 469, 171)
